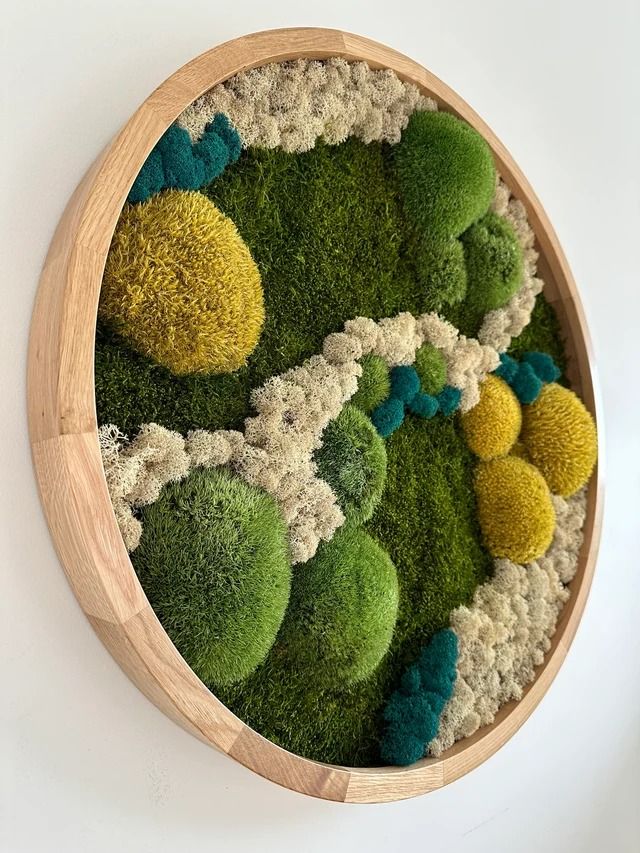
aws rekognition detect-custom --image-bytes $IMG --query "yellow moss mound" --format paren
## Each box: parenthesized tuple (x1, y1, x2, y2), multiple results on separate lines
(460, 375, 522, 460)
(521, 383, 597, 496)
(100, 190, 264, 375)
(475, 456, 555, 563)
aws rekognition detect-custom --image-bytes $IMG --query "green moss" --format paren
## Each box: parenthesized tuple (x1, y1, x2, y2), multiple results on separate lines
(394, 111, 495, 241)
(414, 343, 447, 395)
(461, 211, 523, 312)
(216, 415, 491, 765)
(96, 139, 438, 434)
(415, 237, 467, 310)
(132, 468, 291, 686)
(350, 354, 390, 414)
(314, 405, 387, 525)
(278, 526, 399, 690)
(508, 295, 567, 373)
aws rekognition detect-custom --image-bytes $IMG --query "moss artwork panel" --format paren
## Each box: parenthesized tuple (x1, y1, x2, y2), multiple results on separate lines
(96, 134, 568, 766)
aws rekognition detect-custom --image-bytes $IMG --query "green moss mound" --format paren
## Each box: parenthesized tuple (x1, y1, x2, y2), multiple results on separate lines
(314, 405, 387, 525)
(414, 343, 447, 395)
(216, 416, 492, 765)
(279, 526, 399, 690)
(132, 468, 291, 686)
(394, 111, 496, 241)
(508, 295, 567, 372)
(461, 211, 523, 312)
(415, 237, 467, 309)
(351, 354, 390, 414)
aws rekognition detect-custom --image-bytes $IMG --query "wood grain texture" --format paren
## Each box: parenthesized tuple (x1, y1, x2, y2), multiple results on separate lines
(28, 27, 603, 803)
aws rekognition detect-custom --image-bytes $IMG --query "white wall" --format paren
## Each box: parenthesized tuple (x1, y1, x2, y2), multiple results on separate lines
(2, 1, 639, 850)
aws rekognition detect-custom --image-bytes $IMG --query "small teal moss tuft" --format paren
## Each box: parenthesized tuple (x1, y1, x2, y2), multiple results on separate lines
(390, 365, 421, 403)
(522, 351, 561, 384)
(510, 362, 544, 405)
(494, 352, 519, 384)
(380, 628, 458, 765)
(371, 397, 405, 438)
(128, 115, 241, 203)
(350, 354, 391, 414)
(407, 392, 439, 419)
(436, 385, 462, 416)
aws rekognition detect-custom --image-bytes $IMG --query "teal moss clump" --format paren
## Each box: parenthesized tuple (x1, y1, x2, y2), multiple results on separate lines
(394, 111, 496, 241)
(313, 405, 387, 525)
(436, 385, 462, 415)
(414, 343, 447, 396)
(461, 211, 523, 314)
(522, 351, 562, 384)
(128, 115, 242, 203)
(131, 468, 291, 687)
(380, 628, 458, 765)
(350, 354, 391, 414)
(215, 416, 492, 766)
(494, 349, 561, 404)
(407, 392, 439, 419)
(370, 396, 405, 438)
(278, 526, 399, 690)
(389, 365, 421, 403)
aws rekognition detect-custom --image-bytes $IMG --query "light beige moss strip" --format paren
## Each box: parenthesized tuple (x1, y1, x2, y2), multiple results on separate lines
(178, 58, 436, 152)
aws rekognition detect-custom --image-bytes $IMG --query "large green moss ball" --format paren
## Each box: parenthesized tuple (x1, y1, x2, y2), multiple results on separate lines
(415, 238, 468, 309)
(314, 405, 387, 525)
(350, 354, 391, 414)
(279, 526, 399, 689)
(461, 211, 524, 312)
(132, 468, 291, 686)
(394, 111, 496, 241)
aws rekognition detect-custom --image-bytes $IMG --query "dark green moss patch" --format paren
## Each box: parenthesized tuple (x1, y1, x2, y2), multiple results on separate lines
(508, 294, 567, 373)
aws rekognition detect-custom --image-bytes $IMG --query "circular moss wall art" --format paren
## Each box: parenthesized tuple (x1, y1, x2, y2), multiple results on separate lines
(29, 29, 602, 803)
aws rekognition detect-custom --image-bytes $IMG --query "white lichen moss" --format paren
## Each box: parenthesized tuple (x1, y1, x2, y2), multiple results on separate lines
(428, 488, 587, 756)
(178, 58, 436, 152)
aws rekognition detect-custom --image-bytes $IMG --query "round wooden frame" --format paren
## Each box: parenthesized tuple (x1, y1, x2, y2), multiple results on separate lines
(28, 27, 602, 803)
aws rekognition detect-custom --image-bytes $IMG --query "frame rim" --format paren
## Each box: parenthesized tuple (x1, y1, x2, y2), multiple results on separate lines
(27, 26, 603, 803)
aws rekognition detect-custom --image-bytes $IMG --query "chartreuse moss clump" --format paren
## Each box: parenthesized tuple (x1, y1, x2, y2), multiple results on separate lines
(414, 343, 447, 396)
(278, 526, 399, 690)
(313, 405, 387, 525)
(380, 629, 458, 766)
(215, 416, 491, 766)
(414, 237, 468, 310)
(474, 455, 555, 563)
(132, 468, 291, 687)
(100, 190, 264, 375)
(394, 111, 496, 241)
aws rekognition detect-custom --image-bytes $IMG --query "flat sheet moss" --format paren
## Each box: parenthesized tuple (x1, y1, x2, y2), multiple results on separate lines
(216, 415, 492, 766)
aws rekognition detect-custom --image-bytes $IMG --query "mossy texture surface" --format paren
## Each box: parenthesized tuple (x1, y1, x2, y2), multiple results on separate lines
(96, 133, 570, 766)
(216, 416, 492, 765)
(96, 137, 506, 434)
(132, 468, 291, 686)
(278, 525, 399, 690)
(314, 405, 387, 526)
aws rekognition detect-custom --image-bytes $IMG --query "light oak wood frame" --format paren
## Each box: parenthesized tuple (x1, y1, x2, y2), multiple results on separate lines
(27, 27, 603, 803)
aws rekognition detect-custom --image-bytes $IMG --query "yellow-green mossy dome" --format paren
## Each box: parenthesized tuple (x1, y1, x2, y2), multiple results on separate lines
(521, 383, 597, 497)
(460, 374, 522, 460)
(100, 189, 264, 375)
(474, 456, 556, 563)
